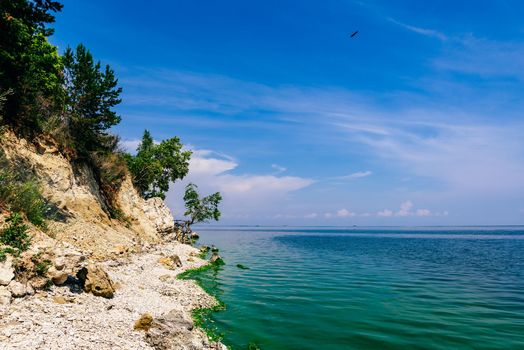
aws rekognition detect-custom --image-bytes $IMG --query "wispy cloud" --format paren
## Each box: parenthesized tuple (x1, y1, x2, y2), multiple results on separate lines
(389, 18, 448, 41)
(271, 164, 287, 174)
(336, 171, 373, 180)
(120, 65, 524, 222)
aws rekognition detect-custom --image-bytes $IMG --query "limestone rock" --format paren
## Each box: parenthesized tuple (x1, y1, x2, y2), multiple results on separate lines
(144, 309, 195, 349)
(0, 286, 11, 306)
(134, 313, 153, 331)
(158, 255, 182, 269)
(30, 276, 50, 290)
(48, 266, 68, 285)
(9, 281, 27, 298)
(77, 263, 115, 298)
(0, 257, 15, 286)
(53, 296, 67, 304)
(210, 253, 223, 264)
(54, 257, 66, 270)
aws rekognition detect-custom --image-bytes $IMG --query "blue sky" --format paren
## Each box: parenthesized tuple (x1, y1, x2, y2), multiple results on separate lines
(51, 0, 524, 225)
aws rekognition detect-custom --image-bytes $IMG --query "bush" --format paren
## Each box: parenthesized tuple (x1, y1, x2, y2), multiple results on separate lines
(0, 150, 49, 226)
(1, 212, 31, 251)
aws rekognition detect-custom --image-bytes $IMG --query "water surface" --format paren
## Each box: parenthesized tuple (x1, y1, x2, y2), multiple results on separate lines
(192, 226, 524, 349)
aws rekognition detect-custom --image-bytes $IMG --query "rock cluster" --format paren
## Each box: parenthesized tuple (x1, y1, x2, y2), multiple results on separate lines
(0, 241, 227, 349)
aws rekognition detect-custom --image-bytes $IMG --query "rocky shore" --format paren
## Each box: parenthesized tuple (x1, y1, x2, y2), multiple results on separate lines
(0, 240, 227, 350)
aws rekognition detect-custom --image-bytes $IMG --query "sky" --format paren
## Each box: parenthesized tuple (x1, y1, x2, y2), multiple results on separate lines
(51, 0, 524, 225)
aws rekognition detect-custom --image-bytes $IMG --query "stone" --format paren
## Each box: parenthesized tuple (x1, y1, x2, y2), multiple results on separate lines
(134, 313, 153, 331)
(145, 309, 194, 349)
(48, 266, 68, 285)
(159, 275, 175, 283)
(158, 254, 182, 269)
(30, 277, 50, 290)
(54, 257, 66, 271)
(113, 245, 128, 256)
(53, 296, 67, 304)
(0, 286, 11, 305)
(0, 257, 15, 286)
(76, 263, 115, 298)
(51, 271, 68, 285)
(26, 283, 35, 296)
(9, 281, 26, 298)
(210, 253, 223, 264)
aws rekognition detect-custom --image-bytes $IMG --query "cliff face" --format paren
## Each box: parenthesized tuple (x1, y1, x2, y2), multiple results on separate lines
(0, 130, 175, 259)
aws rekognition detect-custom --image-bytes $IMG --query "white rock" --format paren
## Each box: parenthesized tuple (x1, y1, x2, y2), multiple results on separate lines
(0, 257, 15, 286)
(0, 286, 12, 305)
(54, 257, 66, 271)
(9, 281, 27, 298)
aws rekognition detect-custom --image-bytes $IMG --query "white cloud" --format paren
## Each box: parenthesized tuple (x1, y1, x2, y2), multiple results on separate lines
(377, 209, 393, 217)
(378, 201, 435, 218)
(304, 213, 318, 218)
(416, 208, 431, 217)
(397, 200, 413, 216)
(389, 18, 448, 41)
(166, 148, 314, 219)
(337, 171, 373, 180)
(336, 208, 356, 218)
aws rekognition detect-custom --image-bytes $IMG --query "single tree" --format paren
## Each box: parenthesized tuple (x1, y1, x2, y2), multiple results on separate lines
(62, 44, 122, 154)
(125, 130, 192, 199)
(183, 183, 222, 225)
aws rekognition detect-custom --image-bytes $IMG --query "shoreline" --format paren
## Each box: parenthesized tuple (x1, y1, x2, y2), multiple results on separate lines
(0, 240, 227, 350)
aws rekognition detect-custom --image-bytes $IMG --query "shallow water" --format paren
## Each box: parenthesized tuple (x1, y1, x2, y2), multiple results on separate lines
(192, 226, 524, 349)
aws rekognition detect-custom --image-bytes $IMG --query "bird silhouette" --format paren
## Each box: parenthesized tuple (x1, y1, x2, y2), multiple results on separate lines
(350, 30, 359, 38)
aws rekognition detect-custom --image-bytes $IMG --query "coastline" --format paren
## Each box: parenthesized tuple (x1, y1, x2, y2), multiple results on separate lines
(0, 240, 228, 350)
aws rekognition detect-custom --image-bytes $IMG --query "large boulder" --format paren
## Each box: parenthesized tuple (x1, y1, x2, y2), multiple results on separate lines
(76, 263, 115, 298)
(144, 309, 195, 350)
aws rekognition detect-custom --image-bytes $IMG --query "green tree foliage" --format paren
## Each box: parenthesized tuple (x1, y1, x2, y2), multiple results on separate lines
(0, 0, 63, 130)
(62, 44, 122, 154)
(183, 183, 222, 225)
(125, 130, 192, 199)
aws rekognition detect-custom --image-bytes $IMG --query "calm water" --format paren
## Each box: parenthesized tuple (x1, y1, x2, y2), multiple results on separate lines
(191, 227, 524, 349)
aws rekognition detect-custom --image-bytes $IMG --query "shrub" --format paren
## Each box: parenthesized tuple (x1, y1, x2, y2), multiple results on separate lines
(1, 212, 31, 251)
(0, 150, 50, 226)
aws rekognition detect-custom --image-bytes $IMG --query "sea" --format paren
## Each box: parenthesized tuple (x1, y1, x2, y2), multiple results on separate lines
(190, 226, 524, 349)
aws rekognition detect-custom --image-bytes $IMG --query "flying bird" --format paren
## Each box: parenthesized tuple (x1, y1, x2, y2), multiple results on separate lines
(350, 30, 359, 38)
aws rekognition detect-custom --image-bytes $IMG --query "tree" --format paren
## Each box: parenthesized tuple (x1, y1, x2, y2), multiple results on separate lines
(0, 0, 64, 130)
(125, 130, 192, 199)
(183, 183, 222, 225)
(62, 44, 122, 154)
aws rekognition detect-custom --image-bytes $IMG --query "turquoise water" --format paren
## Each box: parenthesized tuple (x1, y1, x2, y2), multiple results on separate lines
(192, 227, 524, 349)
